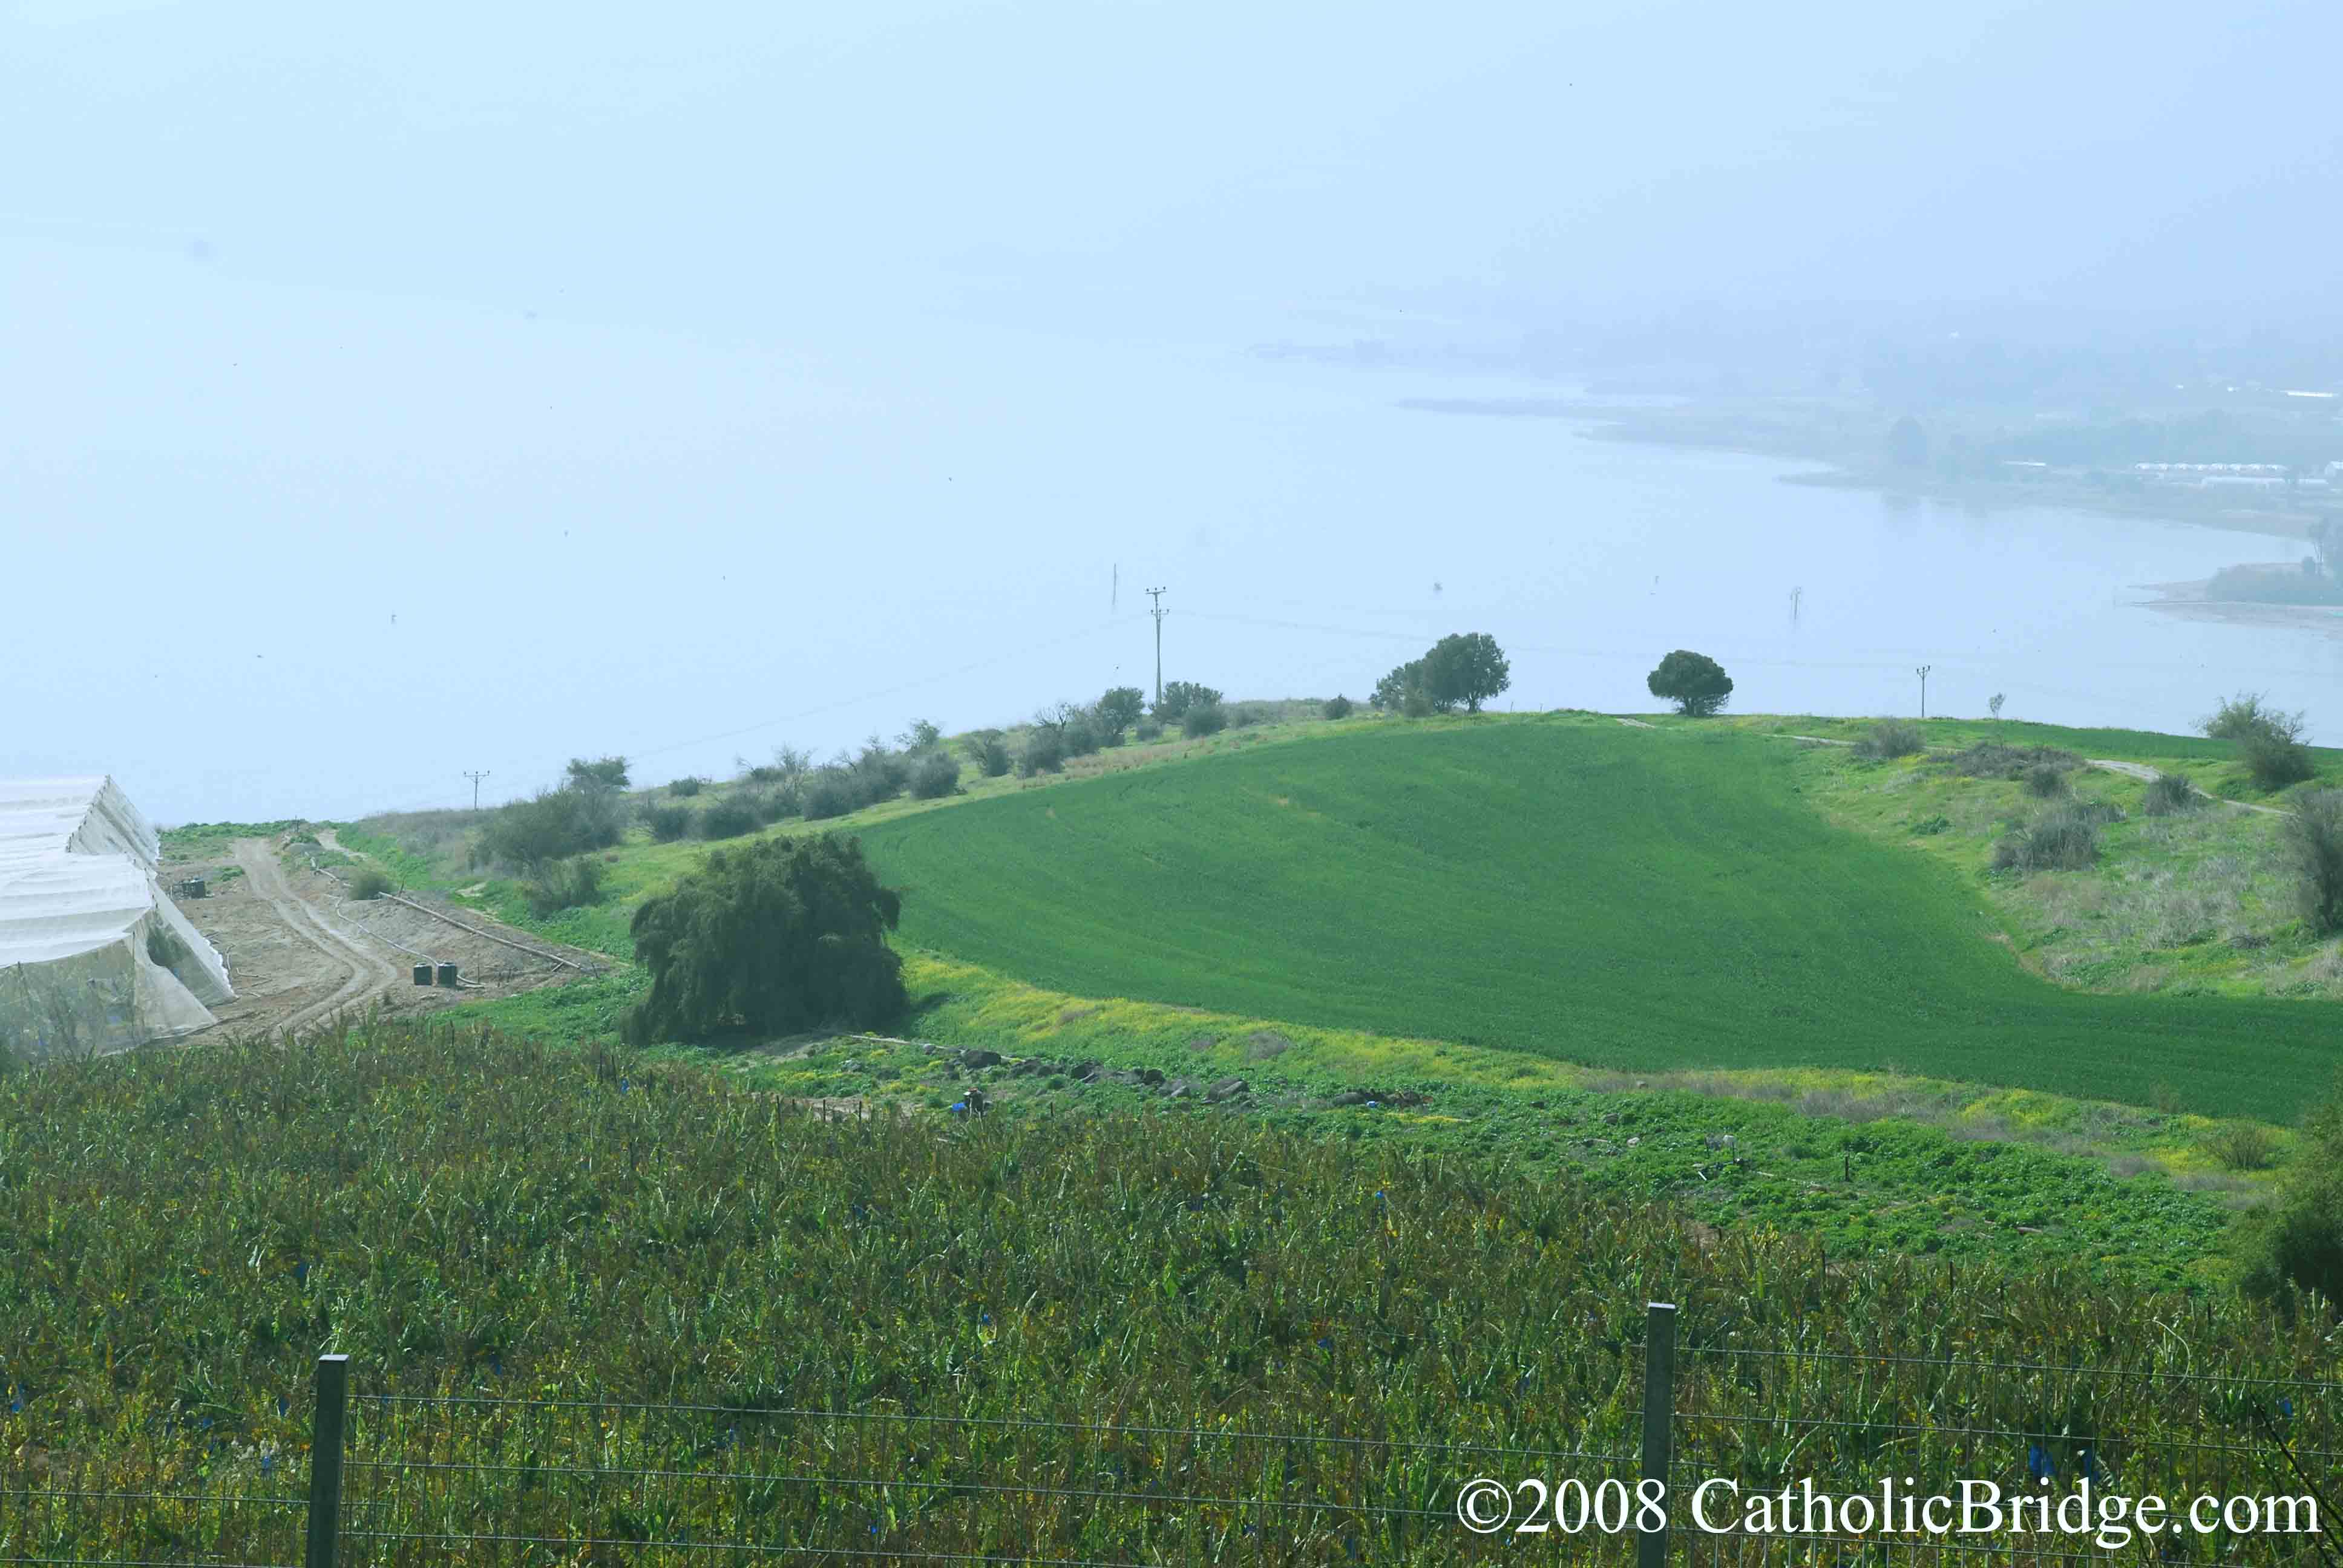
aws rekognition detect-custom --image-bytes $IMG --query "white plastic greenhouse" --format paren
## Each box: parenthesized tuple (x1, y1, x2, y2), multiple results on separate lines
(0, 777, 232, 1064)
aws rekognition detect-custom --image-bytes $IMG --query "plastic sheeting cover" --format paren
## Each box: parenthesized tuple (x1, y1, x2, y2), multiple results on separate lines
(0, 777, 234, 1059)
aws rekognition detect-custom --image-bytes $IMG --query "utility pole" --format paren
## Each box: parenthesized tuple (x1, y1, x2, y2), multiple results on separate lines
(1914, 665, 1932, 720)
(462, 770, 490, 812)
(1145, 587, 1168, 707)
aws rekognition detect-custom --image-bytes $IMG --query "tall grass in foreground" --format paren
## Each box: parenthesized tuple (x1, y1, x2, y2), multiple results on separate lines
(2, 1021, 2337, 1563)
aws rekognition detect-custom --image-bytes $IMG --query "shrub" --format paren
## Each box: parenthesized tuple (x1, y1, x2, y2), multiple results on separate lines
(2235, 1072, 2343, 1310)
(1854, 720, 1925, 760)
(2203, 691, 2281, 740)
(976, 736, 1012, 777)
(695, 799, 760, 841)
(2203, 693, 2316, 791)
(1940, 743, 2080, 780)
(2241, 719, 2315, 792)
(1060, 713, 1102, 758)
(2023, 763, 2066, 798)
(2204, 1122, 2281, 1173)
(1645, 650, 1734, 717)
(897, 719, 942, 751)
(669, 776, 704, 798)
(1228, 702, 1274, 728)
(802, 768, 863, 821)
(1019, 730, 1066, 776)
(1323, 694, 1354, 720)
(643, 803, 693, 843)
(476, 787, 624, 870)
(1182, 701, 1229, 738)
(911, 750, 961, 800)
(1155, 681, 1222, 721)
(852, 739, 912, 802)
(2285, 790, 2343, 936)
(346, 866, 393, 901)
(522, 854, 605, 918)
(2144, 772, 2199, 816)
(1134, 719, 1164, 742)
(1991, 803, 2114, 872)
(624, 834, 905, 1044)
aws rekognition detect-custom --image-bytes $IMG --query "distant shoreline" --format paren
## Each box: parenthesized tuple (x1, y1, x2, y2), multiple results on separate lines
(1395, 394, 2320, 546)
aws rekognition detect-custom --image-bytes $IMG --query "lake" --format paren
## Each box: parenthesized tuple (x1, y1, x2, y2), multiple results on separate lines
(8, 278, 2338, 822)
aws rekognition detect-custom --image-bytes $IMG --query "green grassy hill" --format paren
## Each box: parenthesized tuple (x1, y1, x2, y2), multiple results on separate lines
(854, 717, 2339, 1122)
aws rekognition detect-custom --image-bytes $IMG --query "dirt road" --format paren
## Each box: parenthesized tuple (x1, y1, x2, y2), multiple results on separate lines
(231, 838, 405, 1034)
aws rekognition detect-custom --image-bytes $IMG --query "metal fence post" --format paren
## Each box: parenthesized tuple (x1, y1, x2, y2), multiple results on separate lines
(1638, 1303, 1677, 1568)
(305, 1354, 350, 1568)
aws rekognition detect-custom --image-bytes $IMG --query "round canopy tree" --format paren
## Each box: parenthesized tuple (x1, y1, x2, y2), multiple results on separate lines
(1647, 650, 1734, 717)
(623, 833, 905, 1044)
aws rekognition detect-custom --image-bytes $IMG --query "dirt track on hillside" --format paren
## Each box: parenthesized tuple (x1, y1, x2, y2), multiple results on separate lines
(232, 839, 404, 1033)
(162, 832, 605, 1038)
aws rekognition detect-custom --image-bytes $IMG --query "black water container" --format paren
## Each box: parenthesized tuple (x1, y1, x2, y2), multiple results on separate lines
(413, 964, 433, 986)
(436, 963, 460, 988)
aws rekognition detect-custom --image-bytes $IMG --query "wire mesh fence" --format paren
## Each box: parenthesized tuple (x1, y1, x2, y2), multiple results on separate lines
(0, 1445, 305, 1568)
(7, 1309, 2338, 1566)
(332, 1385, 1639, 1566)
(1665, 1327, 2342, 1565)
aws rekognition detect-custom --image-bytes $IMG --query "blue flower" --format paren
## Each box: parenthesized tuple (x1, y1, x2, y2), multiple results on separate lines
(489, 1356, 504, 1377)
(620, 1079, 631, 1093)
(2079, 1448, 2098, 1483)
(1365, 1100, 1378, 1109)
(1317, 1338, 1333, 1350)
(293, 1263, 308, 1284)
(260, 1454, 275, 1475)
(980, 1312, 991, 1325)
(2027, 1444, 2053, 1483)
(2279, 1397, 2295, 1419)
(200, 1417, 212, 1431)
(275, 1396, 288, 1419)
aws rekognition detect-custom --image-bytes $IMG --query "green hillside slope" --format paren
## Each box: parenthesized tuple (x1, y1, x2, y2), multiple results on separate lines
(856, 719, 2340, 1120)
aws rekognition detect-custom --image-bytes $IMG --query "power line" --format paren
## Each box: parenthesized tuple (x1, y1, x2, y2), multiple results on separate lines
(461, 771, 490, 812)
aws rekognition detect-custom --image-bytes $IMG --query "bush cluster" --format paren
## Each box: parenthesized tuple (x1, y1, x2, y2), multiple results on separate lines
(2143, 772, 2199, 816)
(2284, 791, 2343, 936)
(522, 854, 605, 917)
(642, 802, 693, 842)
(2236, 1072, 2343, 1308)
(1182, 701, 1228, 738)
(1941, 743, 2082, 780)
(1323, 694, 1354, 720)
(1991, 802, 2121, 873)
(345, 865, 393, 901)
(476, 786, 625, 871)
(911, 750, 961, 800)
(2204, 693, 2317, 792)
(695, 799, 760, 841)
(1374, 633, 1511, 716)
(1854, 720, 1926, 760)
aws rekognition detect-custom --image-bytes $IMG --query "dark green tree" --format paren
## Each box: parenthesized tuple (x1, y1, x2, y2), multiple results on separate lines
(1154, 681, 1224, 721)
(623, 834, 905, 1044)
(1424, 632, 1511, 713)
(1096, 686, 1146, 735)
(565, 756, 631, 791)
(1646, 650, 1735, 716)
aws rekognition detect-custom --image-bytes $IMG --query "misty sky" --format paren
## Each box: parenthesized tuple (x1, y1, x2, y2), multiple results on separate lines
(7, 1, 2341, 823)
